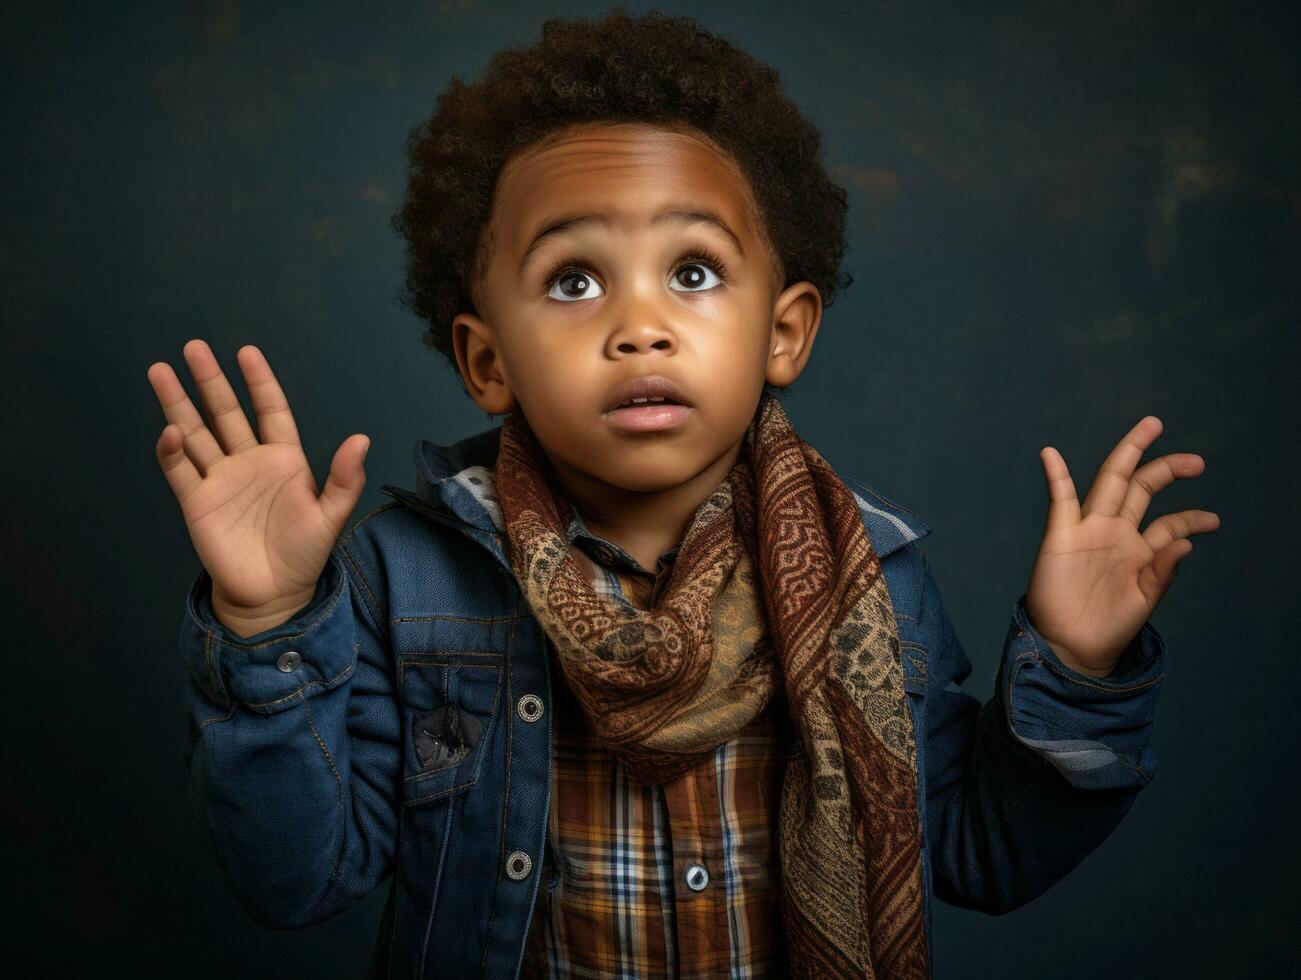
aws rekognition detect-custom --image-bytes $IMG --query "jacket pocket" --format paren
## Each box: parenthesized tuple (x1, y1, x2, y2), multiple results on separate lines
(398, 653, 502, 807)
(900, 640, 929, 698)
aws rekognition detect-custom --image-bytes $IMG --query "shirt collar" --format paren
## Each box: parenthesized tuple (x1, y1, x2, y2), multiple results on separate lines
(564, 506, 681, 579)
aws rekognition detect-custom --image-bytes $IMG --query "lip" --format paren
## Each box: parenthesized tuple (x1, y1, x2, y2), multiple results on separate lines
(604, 402, 693, 432)
(602, 374, 693, 414)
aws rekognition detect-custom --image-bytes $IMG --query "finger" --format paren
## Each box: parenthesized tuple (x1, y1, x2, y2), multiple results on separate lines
(235, 344, 306, 447)
(1039, 446, 1081, 533)
(1081, 415, 1164, 519)
(1142, 509, 1222, 554)
(1137, 537, 1193, 606)
(318, 435, 371, 538)
(182, 339, 260, 455)
(1117, 453, 1207, 528)
(154, 423, 203, 503)
(146, 357, 227, 473)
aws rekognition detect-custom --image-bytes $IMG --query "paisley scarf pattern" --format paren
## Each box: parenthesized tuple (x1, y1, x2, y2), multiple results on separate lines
(495, 390, 929, 978)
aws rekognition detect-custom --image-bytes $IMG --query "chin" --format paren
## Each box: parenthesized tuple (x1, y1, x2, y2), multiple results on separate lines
(584, 454, 684, 490)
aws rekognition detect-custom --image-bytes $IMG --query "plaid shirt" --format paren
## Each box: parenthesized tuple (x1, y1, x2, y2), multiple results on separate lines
(518, 506, 794, 979)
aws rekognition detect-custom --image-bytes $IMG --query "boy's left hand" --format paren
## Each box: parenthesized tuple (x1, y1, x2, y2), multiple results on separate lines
(1024, 416, 1220, 678)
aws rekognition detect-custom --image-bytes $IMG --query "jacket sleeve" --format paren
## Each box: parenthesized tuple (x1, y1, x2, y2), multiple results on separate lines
(178, 539, 401, 930)
(914, 545, 1167, 915)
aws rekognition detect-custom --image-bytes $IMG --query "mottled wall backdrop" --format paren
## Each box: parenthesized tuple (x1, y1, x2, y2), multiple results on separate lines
(2, 1, 1296, 976)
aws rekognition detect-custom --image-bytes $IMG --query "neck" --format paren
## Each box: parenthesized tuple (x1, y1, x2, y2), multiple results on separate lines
(545, 439, 745, 573)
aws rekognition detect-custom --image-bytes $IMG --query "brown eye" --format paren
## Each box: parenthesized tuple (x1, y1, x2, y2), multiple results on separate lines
(670, 263, 722, 292)
(547, 271, 605, 302)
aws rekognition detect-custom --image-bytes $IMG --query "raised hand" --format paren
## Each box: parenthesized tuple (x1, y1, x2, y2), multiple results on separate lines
(148, 340, 371, 634)
(1024, 416, 1220, 678)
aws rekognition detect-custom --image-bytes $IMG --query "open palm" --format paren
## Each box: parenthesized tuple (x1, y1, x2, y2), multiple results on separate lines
(1024, 416, 1220, 677)
(147, 340, 371, 616)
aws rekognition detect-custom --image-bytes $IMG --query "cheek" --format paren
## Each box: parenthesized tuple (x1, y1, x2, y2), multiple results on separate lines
(510, 353, 603, 434)
(500, 334, 567, 398)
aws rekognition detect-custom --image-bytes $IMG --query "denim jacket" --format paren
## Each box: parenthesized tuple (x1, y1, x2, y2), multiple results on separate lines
(179, 425, 1167, 979)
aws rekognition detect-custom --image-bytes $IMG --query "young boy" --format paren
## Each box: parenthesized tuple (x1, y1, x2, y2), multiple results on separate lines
(148, 10, 1218, 979)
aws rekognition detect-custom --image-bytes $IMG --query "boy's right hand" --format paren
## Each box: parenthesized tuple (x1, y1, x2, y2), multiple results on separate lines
(148, 339, 370, 635)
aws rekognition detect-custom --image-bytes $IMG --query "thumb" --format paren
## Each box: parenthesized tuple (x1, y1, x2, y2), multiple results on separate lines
(319, 435, 370, 537)
(1138, 536, 1191, 607)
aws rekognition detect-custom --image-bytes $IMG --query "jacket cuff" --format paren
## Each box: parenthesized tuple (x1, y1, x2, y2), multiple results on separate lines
(179, 550, 356, 715)
(996, 593, 1166, 790)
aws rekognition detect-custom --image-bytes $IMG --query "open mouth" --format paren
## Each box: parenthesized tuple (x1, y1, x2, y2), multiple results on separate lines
(611, 396, 683, 410)
(605, 398, 692, 432)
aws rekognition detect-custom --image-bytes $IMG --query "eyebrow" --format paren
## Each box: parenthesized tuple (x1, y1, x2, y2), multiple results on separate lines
(519, 206, 746, 273)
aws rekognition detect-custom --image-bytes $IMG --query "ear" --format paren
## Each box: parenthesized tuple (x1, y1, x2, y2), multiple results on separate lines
(765, 281, 823, 388)
(451, 312, 517, 415)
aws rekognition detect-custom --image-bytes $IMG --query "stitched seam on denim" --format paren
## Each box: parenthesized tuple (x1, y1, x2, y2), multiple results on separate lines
(404, 781, 478, 805)
(303, 698, 346, 921)
(534, 625, 561, 970)
(338, 541, 388, 647)
(198, 703, 237, 728)
(904, 543, 931, 626)
(851, 494, 916, 559)
(472, 662, 501, 791)
(399, 652, 504, 663)
(415, 761, 459, 978)
(391, 614, 516, 625)
(381, 634, 405, 980)
(900, 641, 929, 690)
(846, 478, 932, 530)
(1035, 650, 1165, 694)
(1003, 650, 1038, 738)
(203, 629, 226, 705)
(480, 604, 520, 977)
(1007, 652, 1148, 783)
(397, 657, 411, 790)
(349, 500, 405, 530)
(244, 661, 355, 710)
(335, 501, 402, 575)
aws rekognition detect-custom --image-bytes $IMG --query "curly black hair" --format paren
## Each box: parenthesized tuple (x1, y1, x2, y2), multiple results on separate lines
(391, 7, 852, 398)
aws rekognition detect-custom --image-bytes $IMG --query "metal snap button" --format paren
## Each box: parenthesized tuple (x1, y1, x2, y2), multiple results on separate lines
(517, 694, 544, 723)
(685, 864, 709, 891)
(276, 650, 302, 673)
(506, 850, 533, 880)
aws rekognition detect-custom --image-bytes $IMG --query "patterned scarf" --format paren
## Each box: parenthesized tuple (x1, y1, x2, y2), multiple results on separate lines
(494, 390, 929, 979)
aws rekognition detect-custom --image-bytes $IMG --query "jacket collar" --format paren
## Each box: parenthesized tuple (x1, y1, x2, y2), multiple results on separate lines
(380, 424, 932, 566)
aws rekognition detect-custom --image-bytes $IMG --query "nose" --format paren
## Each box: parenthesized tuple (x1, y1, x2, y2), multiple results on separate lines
(605, 291, 677, 357)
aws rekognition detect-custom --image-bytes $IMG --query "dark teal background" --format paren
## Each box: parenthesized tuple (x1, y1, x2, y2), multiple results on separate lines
(3, 1, 1296, 975)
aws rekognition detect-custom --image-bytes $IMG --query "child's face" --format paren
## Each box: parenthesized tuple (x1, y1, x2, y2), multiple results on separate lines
(452, 121, 821, 498)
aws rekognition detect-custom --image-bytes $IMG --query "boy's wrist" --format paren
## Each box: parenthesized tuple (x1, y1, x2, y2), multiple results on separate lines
(210, 586, 318, 640)
(1043, 637, 1115, 679)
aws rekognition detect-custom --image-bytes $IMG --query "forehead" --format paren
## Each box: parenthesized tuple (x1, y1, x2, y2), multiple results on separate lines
(490, 123, 760, 248)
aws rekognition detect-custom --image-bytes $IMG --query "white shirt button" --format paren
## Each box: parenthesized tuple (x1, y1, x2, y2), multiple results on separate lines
(276, 650, 302, 673)
(685, 864, 709, 891)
